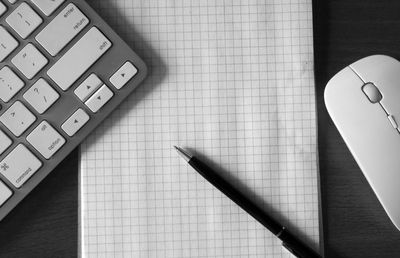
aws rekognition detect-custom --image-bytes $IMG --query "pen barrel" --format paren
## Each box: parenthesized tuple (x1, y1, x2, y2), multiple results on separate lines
(189, 157, 282, 235)
(279, 228, 321, 258)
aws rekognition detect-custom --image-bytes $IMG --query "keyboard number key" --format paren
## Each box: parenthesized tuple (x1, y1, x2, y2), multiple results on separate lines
(6, 2, 43, 39)
(0, 26, 19, 62)
(110, 62, 138, 90)
(31, 0, 65, 16)
(0, 101, 36, 137)
(12, 43, 48, 80)
(0, 180, 12, 207)
(27, 121, 65, 159)
(0, 144, 41, 188)
(24, 78, 59, 114)
(0, 130, 12, 155)
(61, 108, 90, 136)
(85, 84, 114, 113)
(0, 66, 25, 103)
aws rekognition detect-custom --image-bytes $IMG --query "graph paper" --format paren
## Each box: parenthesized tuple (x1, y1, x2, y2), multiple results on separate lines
(81, 0, 319, 257)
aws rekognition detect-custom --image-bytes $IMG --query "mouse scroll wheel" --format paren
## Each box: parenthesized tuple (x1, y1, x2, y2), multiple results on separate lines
(362, 83, 383, 103)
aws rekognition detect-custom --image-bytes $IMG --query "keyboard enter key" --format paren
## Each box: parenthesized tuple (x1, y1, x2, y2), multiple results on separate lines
(27, 121, 66, 160)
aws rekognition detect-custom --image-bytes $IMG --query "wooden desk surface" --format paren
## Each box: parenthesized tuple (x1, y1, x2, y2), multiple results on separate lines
(314, 0, 400, 257)
(2, 1, 400, 257)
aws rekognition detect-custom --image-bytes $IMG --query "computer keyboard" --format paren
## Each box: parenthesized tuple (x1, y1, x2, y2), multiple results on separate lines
(0, 0, 147, 221)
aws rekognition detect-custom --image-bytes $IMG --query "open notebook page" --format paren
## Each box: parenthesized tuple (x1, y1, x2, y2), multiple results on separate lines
(81, 0, 319, 257)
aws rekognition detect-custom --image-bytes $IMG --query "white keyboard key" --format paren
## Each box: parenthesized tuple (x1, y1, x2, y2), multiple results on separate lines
(7, 0, 17, 4)
(0, 101, 36, 137)
(6, 2, 43, 39)
(74, 74, 102, 101)
(0, 129, 12, 155)
(27, 121, 65, 159)
(23, 78, 59, 114)
(0, 144, 41, 188)
(12, 43, 48, 80)
(0, 180, 12, 207)
(36, 3, 89, 56)
(0, 2, 6, 17)
(85, 84, 114, 113)
(0, 26, 19, 62)
(0, 66, 25, 103)
(31, 0, 65, 16)
(48, 27, 112, 91)
(110, 62, 138, 90)
(61, 108, 89, 136)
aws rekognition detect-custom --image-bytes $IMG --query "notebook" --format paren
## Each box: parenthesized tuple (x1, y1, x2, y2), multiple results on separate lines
(80, 0, 319, 257)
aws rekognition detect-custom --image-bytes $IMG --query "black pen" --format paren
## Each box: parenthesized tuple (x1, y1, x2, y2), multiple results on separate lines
(174, 146, 321, 258)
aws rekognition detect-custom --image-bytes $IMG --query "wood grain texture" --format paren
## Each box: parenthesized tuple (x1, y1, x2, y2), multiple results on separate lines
(0, 150, 78, 258)
(313, 0, 400, 257)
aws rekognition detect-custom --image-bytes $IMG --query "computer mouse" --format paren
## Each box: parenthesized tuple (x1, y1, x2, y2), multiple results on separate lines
(325, 55, 400, 231)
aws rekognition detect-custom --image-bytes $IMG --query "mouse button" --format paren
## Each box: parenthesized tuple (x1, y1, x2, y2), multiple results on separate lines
(361, 83, 382, 103)
(350, 55, 399, 83)
(324, 67, 364, 113)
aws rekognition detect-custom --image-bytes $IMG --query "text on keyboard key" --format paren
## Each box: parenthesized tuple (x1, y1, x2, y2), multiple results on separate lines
(0, 129, 12, 156)
(85, 84, 114, 113)
(23, 78, 60, 114)
(12, 43, 48, 80)
(47, 27, 112, 91)
(6, 2, 43, 39)
(0, 180, 12, 207)
(0, 144, 42, 188)
(0, 26, 19, 62)
(61, 108, 90, 137)
(0, 66, 25, 103)
(36, 3, 89, 56)
(74, 73, 102, 101)
(31, 0, 65, 16)
(27, 121, 65, 159)
(0, 101, 36, 137)
(110, 62, 138, 90)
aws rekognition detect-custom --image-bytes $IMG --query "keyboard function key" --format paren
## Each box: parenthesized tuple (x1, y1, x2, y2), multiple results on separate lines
(61, 108, 89, 136)
(0, 101, 36, 137)
(74, 74, 102, 101)
(0, 66, 25, 103)
(31, 0, 65, 16)
(0, 129, 12, 155)
(23, 78, 59, 114)
(27, 121, 65, 159)
(0, 26, 19, 62)
(110, 61, 138, 90)
(0, 180, 12, 207)
(6, 2, 43, 39)
(0, 144, 41, 188)
(36, 3, 89, 56)
(0, 2, 6, 17)
(12, 43, 48, 79)
(47, 27, 112, 91)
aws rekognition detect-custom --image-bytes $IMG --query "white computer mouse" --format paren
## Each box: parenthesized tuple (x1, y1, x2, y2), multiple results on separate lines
(325, 55, 400, 231)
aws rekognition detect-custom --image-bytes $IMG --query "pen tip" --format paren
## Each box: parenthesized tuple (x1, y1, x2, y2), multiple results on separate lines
(174, 146, 192, 162)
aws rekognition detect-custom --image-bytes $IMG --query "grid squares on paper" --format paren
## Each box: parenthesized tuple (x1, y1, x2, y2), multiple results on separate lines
(81, 0, 318, 257)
